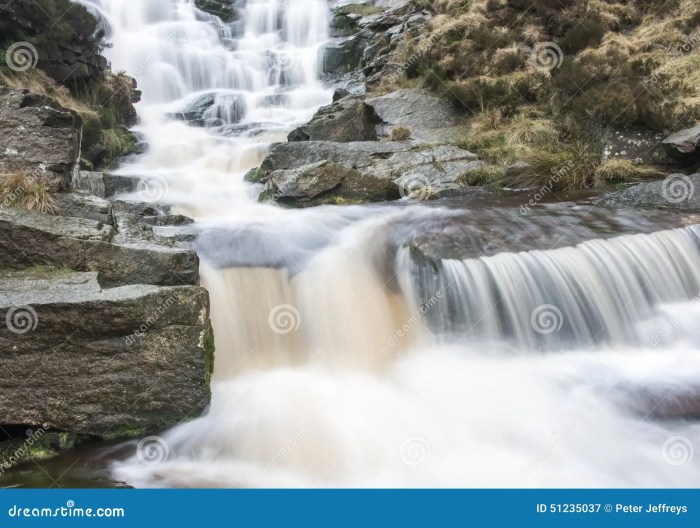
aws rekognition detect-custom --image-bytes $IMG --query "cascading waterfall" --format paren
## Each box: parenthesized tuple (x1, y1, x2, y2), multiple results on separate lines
(79, 0, 700, 487)
(408, 225, 700, 349)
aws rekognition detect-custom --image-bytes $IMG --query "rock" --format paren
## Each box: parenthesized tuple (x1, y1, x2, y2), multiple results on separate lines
(601, 125, 670, 165)
(168, 91, 246, 127)
(662, 125, 700, 163)
(288, 96, 380, 142)
(0, 270, 213, 437)
(0, 88, 82, 191)
(52, 192, 111, 223)
(365, 89, 467, 142)
(323, 35, 366, 75)
(194, 0, 242, 23)
(506, 161, 533, 179)
(256, 141, 480, 206)
(603, 174, 700, 211)
(0, 207, 200, 287)
(0, 0, 108, 87)
(71, 171, 138, 198)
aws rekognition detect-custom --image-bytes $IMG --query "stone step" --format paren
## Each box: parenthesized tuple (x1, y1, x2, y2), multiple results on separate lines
(0, 270, 213, 438)
(0, 207, 199, 287)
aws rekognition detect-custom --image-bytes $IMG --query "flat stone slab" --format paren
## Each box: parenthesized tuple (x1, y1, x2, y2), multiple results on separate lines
(0, 207, 199, 286)
(0, 271, 212, 437)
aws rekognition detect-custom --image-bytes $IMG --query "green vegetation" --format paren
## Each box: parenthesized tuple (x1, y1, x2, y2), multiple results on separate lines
(338, 5, 383, 16)
(0, 0, 139, 170)
(389, 0, 700, 189)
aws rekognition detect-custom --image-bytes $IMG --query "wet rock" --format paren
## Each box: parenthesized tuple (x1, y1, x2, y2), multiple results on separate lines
(194, 0, 242, 23)
(0, 270, 212, 438)
(323, 35, 366, 75)
(256, 141, 480, 206)
(168, 91, 246, 127)
(603, 174, 700, 212)
(0, 88, 81, 191)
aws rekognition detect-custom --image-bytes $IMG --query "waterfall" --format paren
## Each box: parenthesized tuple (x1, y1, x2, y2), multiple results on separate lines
(407, 225, 700, 349)
(78, 0, 700, 488)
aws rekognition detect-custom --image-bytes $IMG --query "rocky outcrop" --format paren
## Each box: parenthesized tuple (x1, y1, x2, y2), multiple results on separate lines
(288, 95, 380, 142)
(0, 0, 107, 88)
(194, 0, 243, 23)
(251, 140, 482, 206)
(603, 174, 700, 212)
(0, 270, 213, 437)
(663, 125, 700, 164)
(288, 88, 468, 143)
(0, 206, 200, 287)
(324, 2, 431, 88)
(0, 88, 81, 191)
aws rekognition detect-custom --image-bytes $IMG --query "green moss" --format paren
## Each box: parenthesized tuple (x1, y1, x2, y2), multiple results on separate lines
(338, 5, 382, 16)
(102, 128, 139, 162)
(102, 426, 149, 442)
(204, 326, 215, 390)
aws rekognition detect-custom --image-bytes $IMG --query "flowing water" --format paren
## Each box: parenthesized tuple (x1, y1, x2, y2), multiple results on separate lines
(64, 0, 700, 487)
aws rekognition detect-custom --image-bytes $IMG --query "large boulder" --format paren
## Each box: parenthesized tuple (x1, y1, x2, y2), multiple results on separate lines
(0, 270, 213, 437)
(253, 141, 482, 206)
(288, 96, 380, 142)
(662, 125, 700, 164)
(365, 89, 468, 142)
(0, 88, 81, 191)
(0, 0, 107, 87)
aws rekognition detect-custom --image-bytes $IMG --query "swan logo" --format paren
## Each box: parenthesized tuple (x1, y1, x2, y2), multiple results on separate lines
(661, 436, 694, 466)
(268, 304, 301, 335)
(5, 305, 39, 335)
(396, 174, 461, 202)
(269, 43, 300, 73)
(399, 436, 432, 466)
(662, 174, 694, 204)
(137, 436, 170, 466)
(5, 42, 39, 72)
(137, 175, 170, 203)
(530, 304, 564, 335)
(530, 42, 564, 72)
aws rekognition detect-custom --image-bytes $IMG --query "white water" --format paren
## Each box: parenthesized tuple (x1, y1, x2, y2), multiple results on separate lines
(79, 0, 700, 487)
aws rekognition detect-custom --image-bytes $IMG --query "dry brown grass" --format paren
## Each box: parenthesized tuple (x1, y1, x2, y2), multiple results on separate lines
(0, 170, 59, 214)
(0, 69, 96, 117)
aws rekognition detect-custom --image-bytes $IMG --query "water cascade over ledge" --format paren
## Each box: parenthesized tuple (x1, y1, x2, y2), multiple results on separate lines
(75, 0, 700, 488)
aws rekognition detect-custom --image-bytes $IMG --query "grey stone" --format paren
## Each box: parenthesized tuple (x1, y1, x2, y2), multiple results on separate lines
(0, 270, 212, 437)
(0, 207, 199, 287)
(257, 141, 479, 206)
(603, 174, 700, 211)
(663, 125, 700, 161)
(0, 88, 81, 191)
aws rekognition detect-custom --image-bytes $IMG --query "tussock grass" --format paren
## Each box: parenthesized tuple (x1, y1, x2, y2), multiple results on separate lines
(0, 171, 59, 214)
